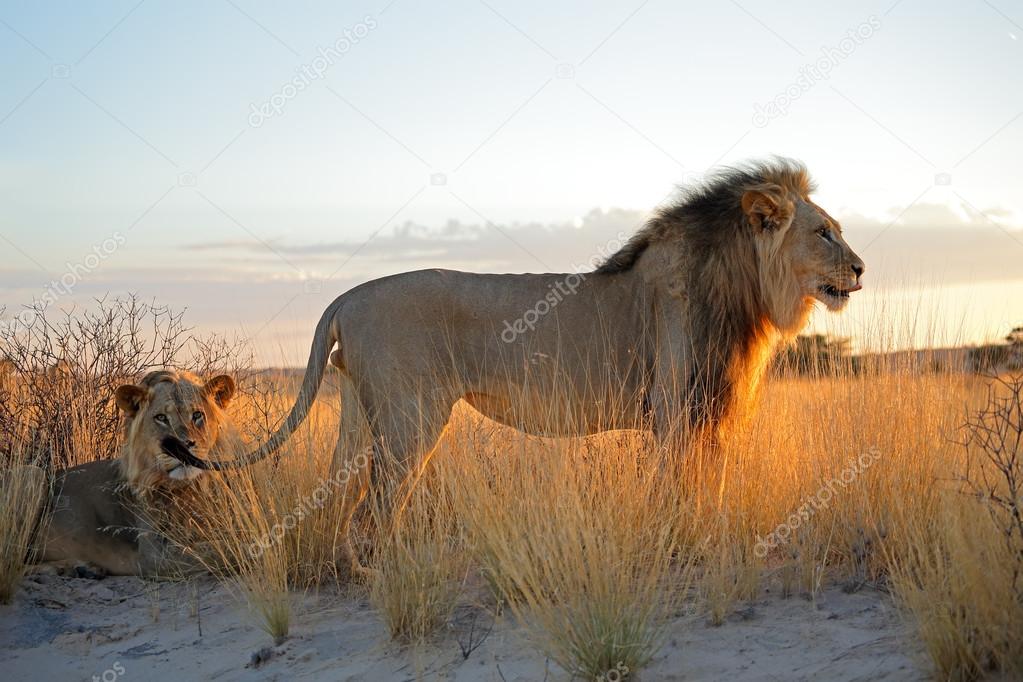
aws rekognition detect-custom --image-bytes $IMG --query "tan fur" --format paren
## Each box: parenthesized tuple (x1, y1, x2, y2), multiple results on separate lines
(32, 370, 240, 576)
(175, 159, 864, 574)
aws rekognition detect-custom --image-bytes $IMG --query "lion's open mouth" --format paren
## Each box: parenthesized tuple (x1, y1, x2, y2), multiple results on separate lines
(814, 282, 862, 308)
(818, 284, 854, 299)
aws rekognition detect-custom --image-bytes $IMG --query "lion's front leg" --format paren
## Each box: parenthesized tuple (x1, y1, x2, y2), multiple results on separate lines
(649, 374, 692, 457)
(648, 365, 719, 492)
(134, 526, 204, 578)
(649, 381, 725, 497)
(28, 559, 109, 580)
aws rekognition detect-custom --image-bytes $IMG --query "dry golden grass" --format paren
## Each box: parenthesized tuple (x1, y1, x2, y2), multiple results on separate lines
(0, 462, 47, 603)
(368, 480, 467, 644)
(437, 414, 695, 677)
(699, 510, 761, 626)
(888, 494, 1023, 681)
(2, 327, 1021, 678)
(885, 376, 1023, 681)
(169, 379, 370, 641)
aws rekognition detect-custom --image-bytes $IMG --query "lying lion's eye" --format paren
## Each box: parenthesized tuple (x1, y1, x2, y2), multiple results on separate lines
(816, 226, 831, 240)
(154, 414, 169, 425)
(192, 411, 205, 424)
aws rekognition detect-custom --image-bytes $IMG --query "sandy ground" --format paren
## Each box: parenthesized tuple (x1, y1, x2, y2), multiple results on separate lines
(0, 573, 928, 681)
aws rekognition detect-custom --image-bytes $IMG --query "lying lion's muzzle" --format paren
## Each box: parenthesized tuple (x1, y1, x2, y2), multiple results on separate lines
(160, 435, 215, 470)
(160, 435, 248, 471)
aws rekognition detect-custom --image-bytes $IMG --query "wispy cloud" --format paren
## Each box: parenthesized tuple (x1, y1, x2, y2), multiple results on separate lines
(174, 201, 1023, 285)
(179, 208, 648, 273)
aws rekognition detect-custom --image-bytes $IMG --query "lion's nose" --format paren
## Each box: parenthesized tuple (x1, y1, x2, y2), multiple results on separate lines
(851, 262, 864, 279)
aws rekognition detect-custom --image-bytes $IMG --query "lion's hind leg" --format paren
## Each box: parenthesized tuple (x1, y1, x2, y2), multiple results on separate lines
(337, 377, 456, 580)
(330, 439, 373, 581)
(328, 372, 377, 581)
(364, 395, 452, 531)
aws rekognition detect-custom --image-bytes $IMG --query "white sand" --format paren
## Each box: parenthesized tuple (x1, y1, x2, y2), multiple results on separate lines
(0, 573, 927, 681)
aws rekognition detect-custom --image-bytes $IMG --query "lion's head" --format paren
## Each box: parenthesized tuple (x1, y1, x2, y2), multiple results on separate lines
(597, 158, 865, 336)
(740, 168, 864, 323)
(114, 370, 238, 494)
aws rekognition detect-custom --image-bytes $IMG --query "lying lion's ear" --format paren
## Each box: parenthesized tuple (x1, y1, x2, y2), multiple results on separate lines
(204, 375, 236, 408)
(741, 185, 792, 232)
(115, 384, 147, 417)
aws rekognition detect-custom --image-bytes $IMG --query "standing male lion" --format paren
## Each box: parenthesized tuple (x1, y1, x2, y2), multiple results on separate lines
(166, 159, 864, 571)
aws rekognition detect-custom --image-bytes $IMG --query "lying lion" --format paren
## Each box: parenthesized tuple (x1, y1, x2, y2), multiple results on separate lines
(165, 158, 866, 575)
(27, 369, 239, 577)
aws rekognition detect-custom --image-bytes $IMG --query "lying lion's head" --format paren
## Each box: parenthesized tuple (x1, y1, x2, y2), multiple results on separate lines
(114, 370, 237, 493)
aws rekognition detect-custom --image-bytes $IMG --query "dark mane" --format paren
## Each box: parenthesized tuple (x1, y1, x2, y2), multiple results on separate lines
(595, 157, 814, 274)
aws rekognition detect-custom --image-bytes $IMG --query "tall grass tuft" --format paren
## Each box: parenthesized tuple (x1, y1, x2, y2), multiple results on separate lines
(368, 477, 467, 644)
(176, 467, 295, 644)
(438, 413, 694, 679)
(176, 380, 369, 643)
(0, 463, 47, 603)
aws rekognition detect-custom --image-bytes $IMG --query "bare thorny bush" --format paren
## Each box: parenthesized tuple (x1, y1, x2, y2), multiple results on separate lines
(0, 296, 355, 619)
(0, 296, 255, 471)
(959, 374, 1023, 602)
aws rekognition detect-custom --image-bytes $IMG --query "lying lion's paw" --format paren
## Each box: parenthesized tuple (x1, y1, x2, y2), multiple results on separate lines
(168, 465, 203, 481)
(73, 564, 108, 580)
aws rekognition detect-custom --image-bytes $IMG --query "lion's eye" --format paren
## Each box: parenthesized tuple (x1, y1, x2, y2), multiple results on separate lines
(192, 411, 205, 424)
(154, 414, 169, 425)
(816, 226, 831, 241)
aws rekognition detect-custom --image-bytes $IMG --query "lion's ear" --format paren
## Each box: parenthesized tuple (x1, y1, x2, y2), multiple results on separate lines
(204, 375, 236, 408)
(741, 186, 792, 232)
(115, 384, 148, 417)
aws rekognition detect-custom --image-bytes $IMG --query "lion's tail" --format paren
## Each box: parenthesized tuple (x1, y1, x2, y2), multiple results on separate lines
(167, 298, 344, 471)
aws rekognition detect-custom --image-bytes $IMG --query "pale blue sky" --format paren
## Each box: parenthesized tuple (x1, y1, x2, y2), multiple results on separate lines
(2, 0, 1022, 362)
